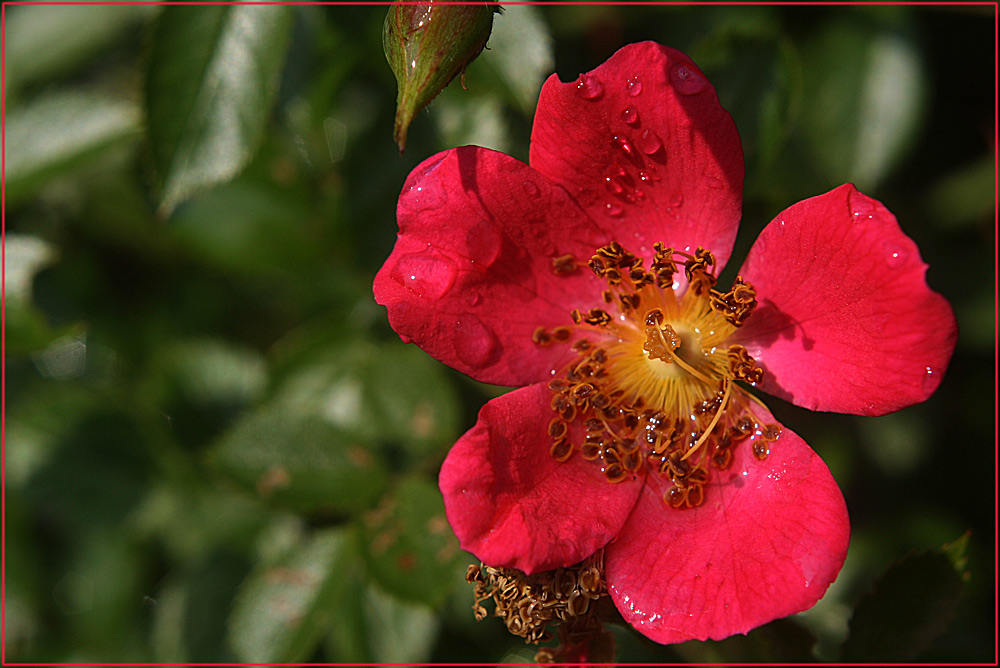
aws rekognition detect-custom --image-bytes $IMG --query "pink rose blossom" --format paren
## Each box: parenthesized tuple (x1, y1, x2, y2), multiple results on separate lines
(373, 42, 956, 644)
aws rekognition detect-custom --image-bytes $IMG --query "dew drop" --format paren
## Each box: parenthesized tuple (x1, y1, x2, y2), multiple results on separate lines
(612, 135, 634, 156)
(883, 241, 908, 268)
(522, 180, 540, 197)
(576, 73, 604, 100)
(466, 220, 502, 268)
(922, 366, 938, 393)
(604, 176, 625, 195)
(621, 106, 640, 125)
(849, 189, 876, 222)
(668, 192, 684, 208)
(670, 63, 708, 95)
(454, 316, 500, 367)
(638, 171, 651, 182)
(391, 251, 458, 299)
(636, 128, 662, 155)
(604, 202, 624, 218)
(626, 76, 643, 96)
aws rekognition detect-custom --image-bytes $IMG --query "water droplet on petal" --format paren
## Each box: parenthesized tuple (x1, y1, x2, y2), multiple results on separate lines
(849, 188, 877, 222)
(670, 63, 708, 95)
(466, 220, 502, 268)
(621, 107, 639, 125)
(454, 316, 500, 367)
(391, 250, 458, 299)
(605, 175, 626, 195)
(636, 128, 662, 155)
(922, 366, 939, 393)
(612, 135, 634, 156)
(883, 241, 908, 268)
(668, 192, 684, 208)
(522, 180, 540, 197)
(638, 171, 651, 182)
(576, 73, 604, 100)
(604, 202, 623, 218)
(626, 76, 643, 96)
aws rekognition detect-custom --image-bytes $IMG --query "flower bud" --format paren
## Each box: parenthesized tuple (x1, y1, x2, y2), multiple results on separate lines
(383, 2, 498, 152)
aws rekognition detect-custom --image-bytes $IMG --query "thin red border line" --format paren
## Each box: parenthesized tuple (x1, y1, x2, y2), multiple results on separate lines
(0, 3, 996, 667)
(0, 0, 998, 4)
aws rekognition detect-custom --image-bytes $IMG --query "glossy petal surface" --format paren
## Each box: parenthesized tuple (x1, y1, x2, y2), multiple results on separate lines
(530, 41, 744, 269)
(373, 147, 613, 387)
(732, 184, 957, 415)
(439, 383, 643, 575)
(604, 403, 849, 644)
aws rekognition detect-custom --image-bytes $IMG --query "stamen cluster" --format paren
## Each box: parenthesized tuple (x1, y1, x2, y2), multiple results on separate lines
(539, 241, 780, 509)
(466, 552, 606, 644)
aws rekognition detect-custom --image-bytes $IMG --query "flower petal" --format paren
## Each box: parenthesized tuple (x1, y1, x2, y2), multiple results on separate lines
(529, 41, 744, 269)
(604, 404, 849, 644)
(439, 383, 643, 575)
(374, 146, 613, 386)
(731, 184, 957, 415)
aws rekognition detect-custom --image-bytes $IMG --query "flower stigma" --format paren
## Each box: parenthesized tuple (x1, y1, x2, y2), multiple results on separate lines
(537, 242, 781, 508)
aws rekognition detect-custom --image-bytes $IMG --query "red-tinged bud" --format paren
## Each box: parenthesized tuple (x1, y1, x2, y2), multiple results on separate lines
(384, 2, 499, 152)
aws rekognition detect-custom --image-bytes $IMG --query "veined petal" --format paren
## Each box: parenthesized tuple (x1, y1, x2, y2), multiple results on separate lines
(439, 383, 643, 575)
(731, 184, 957, 415)
(605, 405, 849, 644)
(374, 146, 612, 387)
(529, 41, 744, 270)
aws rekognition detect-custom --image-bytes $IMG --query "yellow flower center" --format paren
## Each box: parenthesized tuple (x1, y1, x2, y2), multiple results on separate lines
(536, 242, 779, 509)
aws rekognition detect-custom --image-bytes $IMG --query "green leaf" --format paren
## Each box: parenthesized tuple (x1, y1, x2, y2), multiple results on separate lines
(206, 403, 388, 514)
(324, 549, 439, 664)
(145, 4, 293, 215)
(228, 527, 350, 663)
(841, 534, 970, 661)
(4, 5, 158, 92)
(271, 339, 460, 464)
(4, 91, 141, 205)
(360, 476, 465, 607)
(798, 14, 927, 190)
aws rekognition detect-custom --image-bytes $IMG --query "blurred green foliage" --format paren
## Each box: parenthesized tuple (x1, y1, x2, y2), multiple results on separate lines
(3, 4, 994, 663)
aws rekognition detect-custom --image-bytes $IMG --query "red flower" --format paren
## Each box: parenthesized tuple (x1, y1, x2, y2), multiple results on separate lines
(373, 42, 956, 644)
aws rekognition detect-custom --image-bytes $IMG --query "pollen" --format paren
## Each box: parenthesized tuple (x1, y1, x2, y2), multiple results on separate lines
(543, 241, 780, 508)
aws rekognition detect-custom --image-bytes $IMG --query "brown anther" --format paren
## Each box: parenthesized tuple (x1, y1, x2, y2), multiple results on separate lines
(547, 378, 569, 393)
(603, 462, 627, 483)
(686, 483, 705, 507)
(552, 327, 572, 342)
(619, 293, 642, 312)
(644, 308, 664, 326)
(581, 441, 602, 460)
(761, 424, 781, 441)
(623, 450, 642, 472)
(551, 254, 578, 275)
(753, 441, 771, 460)
(602, 289, 614, 304)
(667, 486, 687, 508)
(548, 418, 568, 440)
(711, 276, 758, 326)
(728, 344, 764, 385)
(571, 383, 595, 401)
(712, 446, 733, 469)
(583, 308, 611, 326)
(571, 339, 591, 352)
(570, 309, 582, 324)
(532, 326, 552, 346)
(467, 563, 484, 583)
(550, 439, 574, 462)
